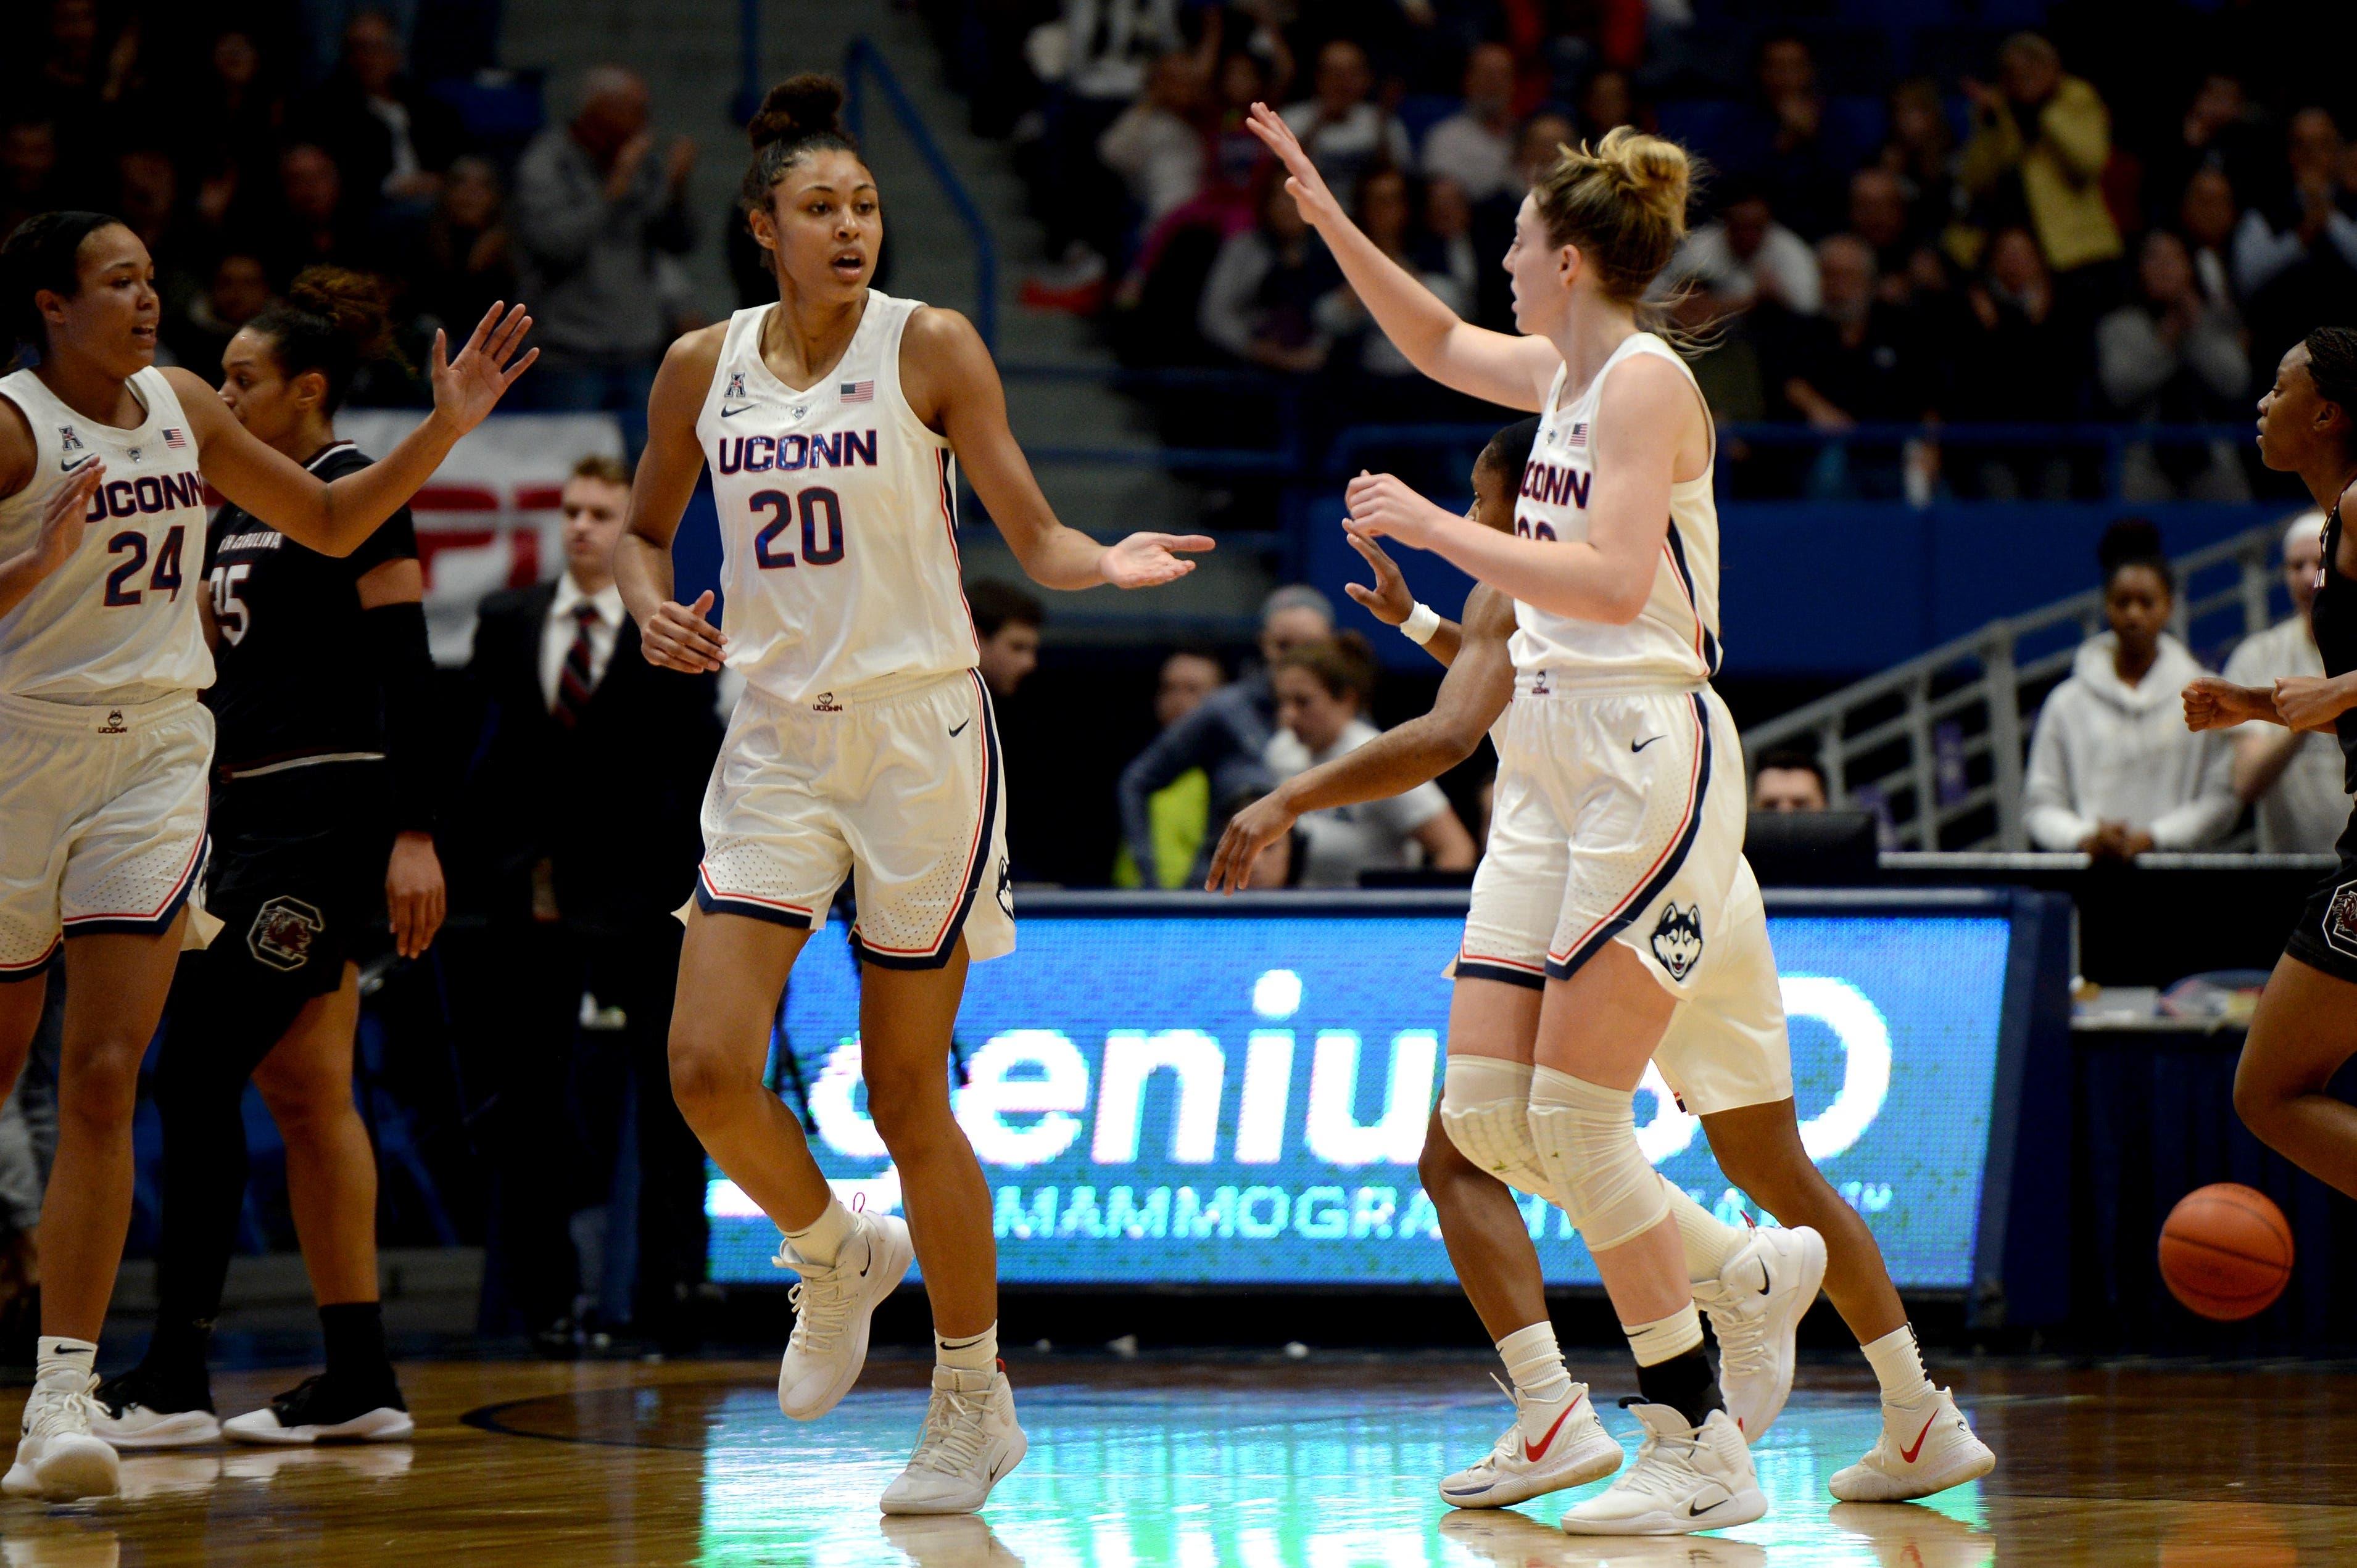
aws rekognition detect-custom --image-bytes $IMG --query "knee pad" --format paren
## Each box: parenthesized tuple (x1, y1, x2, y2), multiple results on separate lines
(1526, 1065, 1670, 1251)
(1438, 1056, 1547, 1195)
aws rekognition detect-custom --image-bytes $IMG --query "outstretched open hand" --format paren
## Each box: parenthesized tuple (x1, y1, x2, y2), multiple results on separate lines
(431, 301, 539, 435)
(1243, 102, 1346, 233)
(1101, 532, 1216, 589)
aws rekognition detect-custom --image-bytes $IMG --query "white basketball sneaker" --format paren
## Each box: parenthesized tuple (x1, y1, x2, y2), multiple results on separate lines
(1557, 1405, 1766, 1537)
(1439, 1375, 1622, 1508)
(4, 1369, 122, 1501)
(1692, 1223, 1825, 1442)
(776, 1209, 915, 1420)
(91, 1366, 221, 1450)
(1829, 1385, 1994, 1501)
(878, 1365, 1027, 1516)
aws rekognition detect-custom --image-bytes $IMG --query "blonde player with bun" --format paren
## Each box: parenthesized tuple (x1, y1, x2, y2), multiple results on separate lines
(613, 76, 1209, 1516)
(1249, 110, 1984, 1530)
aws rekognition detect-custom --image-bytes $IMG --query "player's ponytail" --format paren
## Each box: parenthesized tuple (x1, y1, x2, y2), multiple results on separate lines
(1531, 126, 1695, 305)
(248, 266, 406, 411)
(1, 210, 129, 369)
(741, 73, 861, 217)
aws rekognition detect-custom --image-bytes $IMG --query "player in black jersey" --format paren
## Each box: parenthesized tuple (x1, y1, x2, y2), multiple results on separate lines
(94, 270, 442, 1448)
(2185, 325, 2357, 1202)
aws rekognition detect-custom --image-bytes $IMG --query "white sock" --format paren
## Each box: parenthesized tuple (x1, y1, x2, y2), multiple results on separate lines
(1494, 1321, 1573, 1405)
(783, 1197, 856, 1267)
(1860, 1323, 1935, 1405)
(1622, 1303, 1704, 1366)
(1660, 1179, 1746, 1283)
(35, 1335, 96, 1389)
(936, 1322, 999, 1374)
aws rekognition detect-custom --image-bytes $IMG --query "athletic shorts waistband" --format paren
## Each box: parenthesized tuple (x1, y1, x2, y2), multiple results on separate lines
(0, 687, 201, 734)
(739, 665, 980, 717)
(1511, 672, 1709, 700)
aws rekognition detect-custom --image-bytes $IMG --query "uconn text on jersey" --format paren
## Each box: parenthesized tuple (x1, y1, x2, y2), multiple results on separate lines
(715, 430, 879, 475)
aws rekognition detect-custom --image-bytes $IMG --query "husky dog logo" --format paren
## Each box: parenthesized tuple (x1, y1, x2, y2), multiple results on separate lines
(96, 709, 127, 735)
(1531, 668, 1552, 696)
(249, 896, 325, 971)
(1649, 902, 1704, 981)
(995, 857, 1014, 917)
(810, 691, 843, 714)
(2326, 880, 2357, 957)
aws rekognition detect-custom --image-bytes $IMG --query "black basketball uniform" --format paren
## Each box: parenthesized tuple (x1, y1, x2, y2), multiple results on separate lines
(199, 439, 421, 990)
(2285, 498, 2357, 984)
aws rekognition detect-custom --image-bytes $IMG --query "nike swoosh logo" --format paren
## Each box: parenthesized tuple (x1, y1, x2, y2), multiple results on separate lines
(1522, 1392, 1582, 1461)
(1757, 1259, 1773, 1295)
(721, 404, 756, 418)
(60, 454, 97, 474)
(1898, 1411, 1939, 1464)
(948, 719, 971, 737)
(1684, 1488, 1731, 1517)
(1631, 735, 1663, 752)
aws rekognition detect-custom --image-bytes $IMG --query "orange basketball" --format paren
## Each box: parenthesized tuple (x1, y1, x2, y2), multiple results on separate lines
(2158, 1183, 2293, 1321)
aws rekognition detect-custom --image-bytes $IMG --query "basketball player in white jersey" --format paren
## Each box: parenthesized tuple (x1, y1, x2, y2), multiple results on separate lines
(613, 77, 1209, 1516)
(0, 210, 533, 1501)
(1245, 108, 1990, 1530)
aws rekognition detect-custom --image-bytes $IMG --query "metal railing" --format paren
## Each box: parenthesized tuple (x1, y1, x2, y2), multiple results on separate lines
(1741, 521, 2288, 851)
(843, 36, 999, 350)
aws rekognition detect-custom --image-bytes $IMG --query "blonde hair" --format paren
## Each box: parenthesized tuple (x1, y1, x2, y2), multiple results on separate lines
(1531, 126, 1694, 304)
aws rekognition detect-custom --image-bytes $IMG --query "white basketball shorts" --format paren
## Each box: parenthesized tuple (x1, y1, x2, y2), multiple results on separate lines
(694, 669, 1014, 969)
(1451, 683, 1791, 1115)
(0, 690, 214, 979)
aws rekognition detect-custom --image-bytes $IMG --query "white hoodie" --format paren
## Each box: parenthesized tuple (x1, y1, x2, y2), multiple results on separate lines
(2024, 632, 2237, 851)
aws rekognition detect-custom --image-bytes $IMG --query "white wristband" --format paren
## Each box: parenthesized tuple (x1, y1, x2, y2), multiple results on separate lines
(1401, 602, 1442, 645)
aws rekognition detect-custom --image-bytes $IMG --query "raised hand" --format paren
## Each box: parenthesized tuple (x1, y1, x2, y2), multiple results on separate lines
(1101, 531, 1216, 589)
(642, 589, 727, 672)
(1243, 102, 1346, 232)
(1205, 790, 1299, 894)
(1343, 527, 1414, 624)
(1343, 470, 1449, 550)
(431, 302, 538, 437)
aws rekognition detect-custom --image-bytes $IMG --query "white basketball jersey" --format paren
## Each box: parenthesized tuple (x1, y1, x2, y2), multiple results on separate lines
(0, 366, 213, 703)
(697, 291, 977, 706)
(1509, 332, 1721, 692)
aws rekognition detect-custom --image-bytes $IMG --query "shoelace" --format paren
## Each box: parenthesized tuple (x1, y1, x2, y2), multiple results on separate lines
(1696, 1273, 1777, 1379)
(906, 1384, 992, 1476)
(776, 1238, 861, 1356)
(1611, 1422, 1708, 1502)
(23, 1373, 101, 1440)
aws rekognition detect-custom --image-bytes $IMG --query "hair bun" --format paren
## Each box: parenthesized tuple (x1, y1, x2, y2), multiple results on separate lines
(285, 266, 399, 363)
(2097, 517, 2165, 572)
(749, 74, 846, 150)
(1592, 126, 1691, 233)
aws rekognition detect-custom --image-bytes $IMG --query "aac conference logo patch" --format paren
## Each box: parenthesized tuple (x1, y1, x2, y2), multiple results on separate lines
(1651, 902, 1705, 981)
(249, 896, 325, 971)
(2325, 880, 2357, 958)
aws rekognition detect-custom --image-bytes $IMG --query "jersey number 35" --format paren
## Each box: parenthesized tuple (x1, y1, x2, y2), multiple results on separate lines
(750, 486, 845, 571)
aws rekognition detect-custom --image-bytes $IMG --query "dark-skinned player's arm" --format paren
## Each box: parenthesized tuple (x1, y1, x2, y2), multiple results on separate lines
(616, 326, 729, 673)
(901, 306, 1212, 590)
(172, 302, 536, 559)
(1345, 529, 1467, 667)
(1207, 585, 1517, 893)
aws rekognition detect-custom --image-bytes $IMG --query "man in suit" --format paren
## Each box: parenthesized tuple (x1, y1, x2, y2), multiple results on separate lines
(457, 454, 722, 1352)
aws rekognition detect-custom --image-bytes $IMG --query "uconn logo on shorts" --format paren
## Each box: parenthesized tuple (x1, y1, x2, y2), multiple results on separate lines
(83, 470, 203, 519)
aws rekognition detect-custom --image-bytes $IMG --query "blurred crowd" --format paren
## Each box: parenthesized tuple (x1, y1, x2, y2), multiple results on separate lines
(3, 0, 700, 424)
(916, 0, 2357, 500)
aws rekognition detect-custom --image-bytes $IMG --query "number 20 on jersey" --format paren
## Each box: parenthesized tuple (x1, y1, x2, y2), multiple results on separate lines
(750, 486, 845, 569)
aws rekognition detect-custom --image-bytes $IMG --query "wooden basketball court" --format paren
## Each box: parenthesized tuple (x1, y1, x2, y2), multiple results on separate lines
(0, 1356, 2347, 1564)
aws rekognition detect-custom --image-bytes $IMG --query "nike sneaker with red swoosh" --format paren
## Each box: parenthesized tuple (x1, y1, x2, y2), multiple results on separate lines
(1439, 1374, 1622, 1508)
(1828, 1385, 1993, 1501)
(1557, 1404, 1767, 1536)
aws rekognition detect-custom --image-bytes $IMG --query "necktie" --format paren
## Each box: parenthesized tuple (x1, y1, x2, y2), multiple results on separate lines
(552, 601, 601, 729)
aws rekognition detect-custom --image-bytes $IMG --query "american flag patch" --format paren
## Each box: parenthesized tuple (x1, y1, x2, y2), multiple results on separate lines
(163, 427, 186, 449)
(840, 381, 874, 403)
(1568, 422, 1587, 448)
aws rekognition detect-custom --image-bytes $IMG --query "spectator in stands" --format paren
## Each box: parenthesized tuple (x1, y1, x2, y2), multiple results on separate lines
(165, 251, 270, 373)
(971, 580, 1046, 699)
(1422, 43, 1519, 205)
(1319, 166, 1468, 403)
(458, 455, 721, 1351)
(2147, 73, 2269, 230)
(260, 142, 366, 283)
(20, 0, 138, 185)
(1580, 68, 1642, 141)
(295, 7, 466, 213)
(1953, 226, 2087, 498)
(1763, 234, 1935, 497)
(1265, 635, 1475, 886)
(1027, 0, 1187, 105)
(1112, 649, 1226, 889)
(112, 147, 191, 304)
(2024, 521, 2237, 858)
(2232, 107, 2357, 365)
(1279, 38, 1409, 210)
(2222, 512, 2346, 852)
(2179, 166, 2243, 313)
(0, 119, 61, 244)
(1662, 181, 1820, 316)
(1199, 171, 1336, 373)
(2097, 229, 2252, 501)
(1878, 76, 1961, 259)
(1846, 167, 1917, 298)
(1418, 176, 1482, 324)
(511, 66, 697, 417)
(1097, 47, 1209, 228)
(1957, 34, 2122, 292)
(1752, 747, 1830, 813)
(1730, 33, 1847, 240)
(1119, 585, 1335, 888)
(405, 155, 515, 341)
